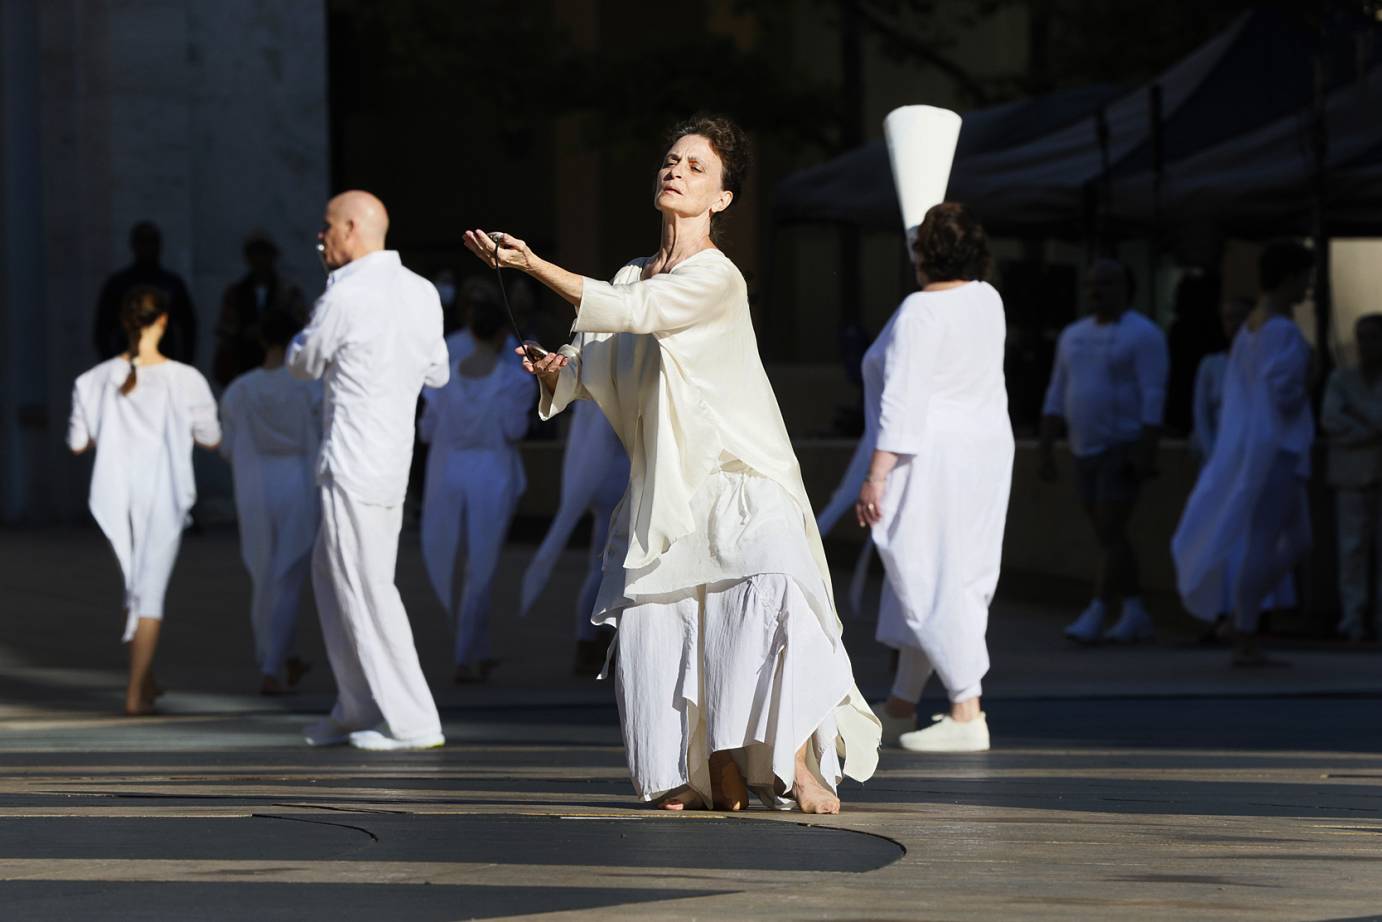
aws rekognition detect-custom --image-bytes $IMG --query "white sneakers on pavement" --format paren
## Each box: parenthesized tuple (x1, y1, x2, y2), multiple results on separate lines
(1064, 599, 1107, 643)
(347, 727, 446, 751)
(1103, 598, 1155, 643)
(899, 713, 990, 753)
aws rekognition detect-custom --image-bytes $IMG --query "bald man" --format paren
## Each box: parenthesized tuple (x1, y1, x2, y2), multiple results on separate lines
(288, 191, 449, 750)
(1039, 260, 1169, 645)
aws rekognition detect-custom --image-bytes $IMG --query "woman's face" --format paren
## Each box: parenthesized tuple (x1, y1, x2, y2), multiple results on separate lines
(654, 134, 732, 221)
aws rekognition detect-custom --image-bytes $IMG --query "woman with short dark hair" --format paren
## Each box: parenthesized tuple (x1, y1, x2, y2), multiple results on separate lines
(464, 114, 879, 814)
(856, 203, 1015, 753)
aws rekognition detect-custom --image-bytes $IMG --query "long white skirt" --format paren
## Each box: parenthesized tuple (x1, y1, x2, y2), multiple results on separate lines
(614, 573, 851, 807)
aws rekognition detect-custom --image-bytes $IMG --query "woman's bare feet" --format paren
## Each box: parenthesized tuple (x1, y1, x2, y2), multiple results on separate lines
(709, 751, 749, 811)
(792, 743, 840, 815)
(653, 786, 703, 811)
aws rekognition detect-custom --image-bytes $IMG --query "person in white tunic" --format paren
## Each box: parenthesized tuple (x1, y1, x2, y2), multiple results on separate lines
(68, 286, 221, 715)
(1191, 297, 1295, 640)
(1040, 260, 1169, 644)
(1321, 314, 1382, 641)
(856, 204, 1014, 753)
(220, 309, 322, 695)
(288, 190, 449, 750)
(463, 115, 880, 814)
(519, 398, 630, 675)
(419, 299, 536, 682)
(1172, 240, 1316, 666)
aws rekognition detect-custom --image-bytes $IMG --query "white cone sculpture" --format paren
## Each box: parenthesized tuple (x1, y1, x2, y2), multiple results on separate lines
(883, 105, 962, 253)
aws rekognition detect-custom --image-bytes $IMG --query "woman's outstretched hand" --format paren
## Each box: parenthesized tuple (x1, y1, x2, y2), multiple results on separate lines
(517, 343, 567, 392)
(464, 229, 534, 273)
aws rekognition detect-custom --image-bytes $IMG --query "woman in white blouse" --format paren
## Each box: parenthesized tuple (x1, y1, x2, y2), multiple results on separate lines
(68, 287, 222, 715)
(857, 204, 1014, 753)
(464, 115, 879, 814)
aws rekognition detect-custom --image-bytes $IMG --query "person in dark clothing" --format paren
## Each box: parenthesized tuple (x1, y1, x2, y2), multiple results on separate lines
(212, 231, 307, 387)
(94, 222, 198, 365)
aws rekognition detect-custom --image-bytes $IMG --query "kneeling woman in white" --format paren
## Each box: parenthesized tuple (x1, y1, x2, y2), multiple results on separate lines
(220, 309, 322, 694)
(419, 300, 536, 682)
(464, 115, 879, 814)
(68, 287, 221, 715)
(857, 204, 1015, 753)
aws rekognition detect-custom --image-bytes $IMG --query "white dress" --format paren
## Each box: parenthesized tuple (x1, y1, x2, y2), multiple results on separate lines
(541, 248, 880, 805)
(520, 399, 630, 642)
(1173, 316, 1313, 621)
(219, 367, 322, 676)
(67, 358, 221, 641)
(865, 282, 1015, 701)
(419, 352, 536, 666)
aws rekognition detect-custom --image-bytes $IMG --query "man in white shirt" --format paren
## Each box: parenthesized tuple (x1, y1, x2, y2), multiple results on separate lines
(1040, 260, 1169, 644)
(288, 190, 449, 750)
(1323, 313, 1382, 642)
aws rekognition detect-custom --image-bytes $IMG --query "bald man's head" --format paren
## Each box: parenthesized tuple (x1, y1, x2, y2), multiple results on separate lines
(318, 190, 390, 270)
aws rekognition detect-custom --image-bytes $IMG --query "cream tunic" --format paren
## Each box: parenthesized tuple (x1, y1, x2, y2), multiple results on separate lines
(542, 249, 880, 788)
(866, 283, 1015, 699)
(68, 358, 220, 640)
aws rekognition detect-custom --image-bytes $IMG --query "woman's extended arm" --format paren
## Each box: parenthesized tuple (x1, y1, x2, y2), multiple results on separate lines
(463, 229, 584, 307)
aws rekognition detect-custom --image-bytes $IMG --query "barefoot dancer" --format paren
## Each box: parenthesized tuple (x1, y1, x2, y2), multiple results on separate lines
(464, 115, 879, 813)
(220, 309, 320, 695)
(68, 287, 221, 715)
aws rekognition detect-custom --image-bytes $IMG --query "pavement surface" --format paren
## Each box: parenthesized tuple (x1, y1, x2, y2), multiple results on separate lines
(3, 526, 1382, 921)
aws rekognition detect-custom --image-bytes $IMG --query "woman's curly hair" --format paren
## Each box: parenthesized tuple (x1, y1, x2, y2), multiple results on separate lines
(913, 203, 990, 282)
(664, 114, 750, 238)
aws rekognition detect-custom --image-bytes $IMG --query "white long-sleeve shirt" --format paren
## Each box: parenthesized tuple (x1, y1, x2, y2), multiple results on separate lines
(1041, 310, 1169, 457)
(287, 250, 449, 506)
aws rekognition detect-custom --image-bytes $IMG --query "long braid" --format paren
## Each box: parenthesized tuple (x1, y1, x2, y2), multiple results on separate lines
(119, 286, 168, 396)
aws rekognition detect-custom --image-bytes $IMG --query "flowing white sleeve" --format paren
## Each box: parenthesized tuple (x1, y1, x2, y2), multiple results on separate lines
(875, 306, 943, 456)
(1263, 325, 1310, 419)
(288, 292, 346, 381)
(538, 342, 588, 421)
(67, 379, 92, 453)
(186, 370, 222, 448)
(1041, 330, 1069, 418)
(574, 258, 733, 336)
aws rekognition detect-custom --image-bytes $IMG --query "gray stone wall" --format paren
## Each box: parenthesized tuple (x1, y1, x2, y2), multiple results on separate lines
(0, 0, 328, 522)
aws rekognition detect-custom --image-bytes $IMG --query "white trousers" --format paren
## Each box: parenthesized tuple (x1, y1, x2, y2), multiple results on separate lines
(313, 482, 442, 739)
(614, 574, 848, 806)
(120, 526, 182, 641)
(251, 554, 310, 677)
(890, 645, 982, 705)
(1235, 456, 1311, 633)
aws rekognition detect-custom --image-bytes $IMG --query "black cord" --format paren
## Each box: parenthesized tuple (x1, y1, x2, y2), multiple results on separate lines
(488, 232, 546, 363)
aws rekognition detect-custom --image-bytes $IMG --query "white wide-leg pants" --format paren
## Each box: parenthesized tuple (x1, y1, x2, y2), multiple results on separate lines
(614, 573, 849, 806)
(313, 482, 442, 740)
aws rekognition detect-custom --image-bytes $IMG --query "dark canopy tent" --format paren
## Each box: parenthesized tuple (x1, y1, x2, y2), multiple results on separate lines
(774, 8, 1382, 239)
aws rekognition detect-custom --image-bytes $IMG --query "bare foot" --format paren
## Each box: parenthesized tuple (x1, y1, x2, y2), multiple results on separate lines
(653, 786, 702, 811)
(792, 744, 840, 815)
(124, 689, 155, 716)
(709, 751, 749, 811)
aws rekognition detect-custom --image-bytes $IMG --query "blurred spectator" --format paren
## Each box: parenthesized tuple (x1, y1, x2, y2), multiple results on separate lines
(1163, 270, 1224, 436)
(1322, 313, 1382, 642)
(1040, 259, 1168, 645)
(94, 221, 198, 365)
(433, 268, 461, 334)
(213, 231, 307, 387)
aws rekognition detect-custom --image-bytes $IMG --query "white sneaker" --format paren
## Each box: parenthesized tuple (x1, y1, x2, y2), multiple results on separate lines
(1103, 599, 1155, 643)
(348, 727, 445, 751)
(870, 704, 916, 746)
(303, 717, 353, 747)
(899, 713, 990, 753)
(1064, 600, 1106, 643)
